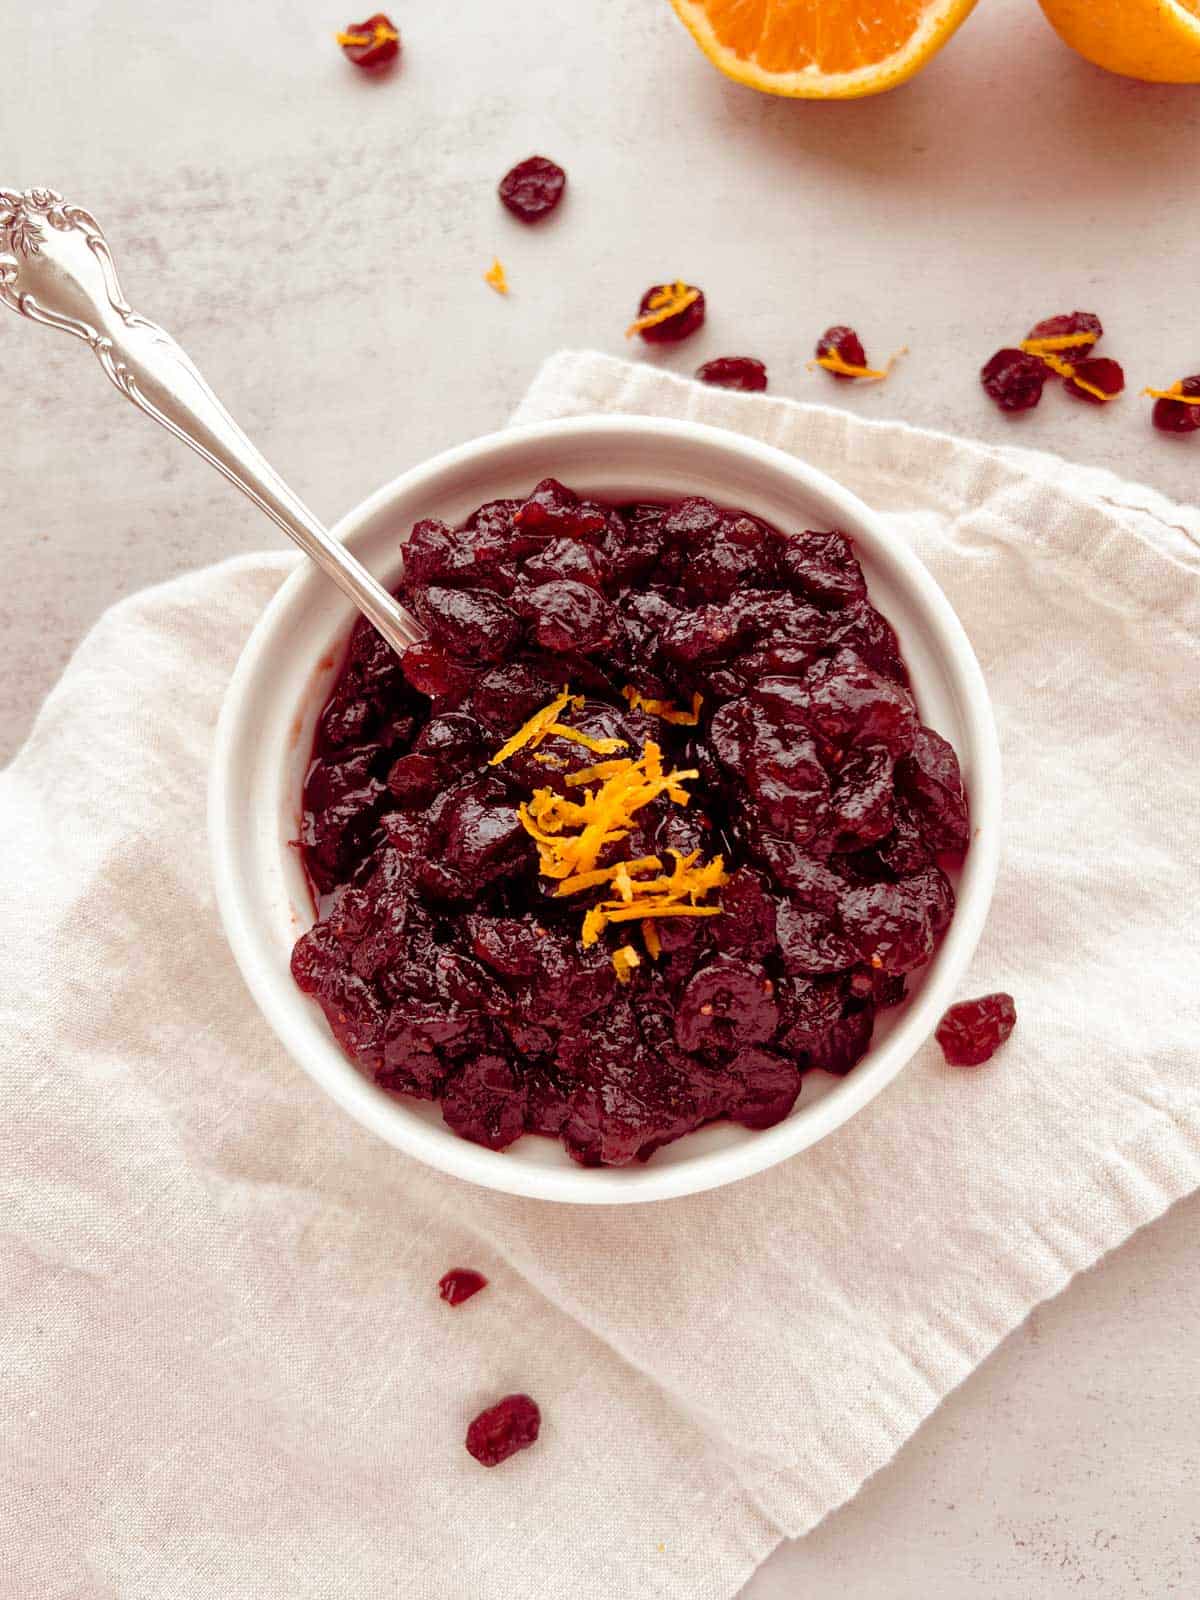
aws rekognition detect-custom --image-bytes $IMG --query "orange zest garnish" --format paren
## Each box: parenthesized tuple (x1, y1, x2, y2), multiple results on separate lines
(1032, 351, 1120, 402)
(1143, 383, 1200, 405)
(489, 687, 575, 765)
(809, 347, 905, 382)
(625, 280, 700, 338)
(544, 724, 626, 756)
(484, 258, 509, 296)
(622, 685, 703, 725)
(611, 945, 641, 984)
(1020, 332, 1098, 357)
(336, 20, 399, 46)
(497, 692, 727, 954)
(642, 919, 662, 960)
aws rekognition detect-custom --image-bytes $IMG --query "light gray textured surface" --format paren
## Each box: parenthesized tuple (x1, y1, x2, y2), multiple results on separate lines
(4, 1, 1198, 1594)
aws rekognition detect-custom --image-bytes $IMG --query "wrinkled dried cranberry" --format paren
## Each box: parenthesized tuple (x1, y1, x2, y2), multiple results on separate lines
(400, 642, 477, 704)
(442, 1055, 527, 1149)
(513, 477, 606, 536)
(337, 13, 400, 70)
(438, 1268, 488, 1306)
(839, 867, 953, 974)
(897, 726, 969, 853)
(419, 586, 520, 663)
(1151, 375, 1200, 434)
(1026, 311, 1102, 347)
(981, 349, 1047, 413)
(777, 529, 868, 611)
(674, 957, 778, 1054)
(935, 992, 1016, 1066)
(466, 1393, 541, 1466)
(498, 156, 566, 223)
(633, 283, 706, 344)
(529, 579, 615, 653)
(725, 1048, 801, 1129)
(816, 325, 866, 379)
(696, 357, 768, 392)
(1063, 356, 1125, 405)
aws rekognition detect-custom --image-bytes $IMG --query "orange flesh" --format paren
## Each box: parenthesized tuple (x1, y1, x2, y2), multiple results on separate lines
(701, 0, 931, 73)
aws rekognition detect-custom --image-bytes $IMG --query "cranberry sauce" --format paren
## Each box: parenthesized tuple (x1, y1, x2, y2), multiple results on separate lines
(291, 481, 969, 1166)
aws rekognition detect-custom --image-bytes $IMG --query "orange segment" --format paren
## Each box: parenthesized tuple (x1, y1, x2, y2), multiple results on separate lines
(668, 0, 980, 98)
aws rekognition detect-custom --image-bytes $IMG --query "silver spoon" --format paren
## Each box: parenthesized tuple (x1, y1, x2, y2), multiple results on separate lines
(0, 187, 425, 656)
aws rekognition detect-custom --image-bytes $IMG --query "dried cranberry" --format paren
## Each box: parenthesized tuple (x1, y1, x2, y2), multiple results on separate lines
(935, 992, 1016, 1066)
(529, 579, 615, 653)
(724, 1048, 801, 1129)
(1063, 356, 1125, 405)
(498, 156, 566, 223)
(466, 1393, 541, 1467)
(438, 1268, 488, 1306)
(897, 726, 969, 853)
(419, 586, 520, 663)
(1026, 311, 1102, 347)
(839, 868, 953, 974)
(674, 957, 778, 1054)
(632, 282, 706, 344)
(1151, 375, 1200, 434)
(337, 13, 400, 70)
(981, 349, 1047, 413)
(442, 1055, 527, 1150)
(696, 357, 768, 392)
(815, 325, 866, 379)
(775, 530, 867, 612)
(513, 477, 606, 536)
(400, 642, 477, 704)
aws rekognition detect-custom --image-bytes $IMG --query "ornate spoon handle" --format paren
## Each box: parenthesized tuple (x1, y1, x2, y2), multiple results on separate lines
(0, 187, 425, 655)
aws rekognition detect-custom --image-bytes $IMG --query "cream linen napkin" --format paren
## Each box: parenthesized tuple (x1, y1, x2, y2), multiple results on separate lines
(4, 350, 1200, 1600)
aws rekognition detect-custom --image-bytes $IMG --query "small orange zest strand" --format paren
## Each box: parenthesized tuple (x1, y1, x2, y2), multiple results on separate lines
(484, 258, 509, 296)
(611, 945, 641, 984)
(1019, 333, 1098, 356)
(622, 685, 703, 725)
(489, 687, 575, 765)
(1035, 351, 1118, 402)
(1142, 383, 1200, 406)
(641, 919, 662, 960)
(336, 21, 398, 46)
(809, 347, 906, 382)
(625, 280, 699, 339)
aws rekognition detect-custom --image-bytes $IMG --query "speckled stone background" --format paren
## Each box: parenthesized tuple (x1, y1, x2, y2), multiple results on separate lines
(4, 1, 1199, 1593)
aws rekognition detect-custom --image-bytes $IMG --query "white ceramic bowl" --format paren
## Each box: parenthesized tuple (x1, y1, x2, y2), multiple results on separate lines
(210, 415, 1001, 1204)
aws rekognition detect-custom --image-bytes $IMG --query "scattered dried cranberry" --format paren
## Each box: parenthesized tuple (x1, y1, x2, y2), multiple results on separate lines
(631, 282, 706, 344)
(466, 1393, 541, 1467)
(981, 348, 1047, 413)
(498, 157, 566, 224)
(1150, 375, 1200, 434)
(1025, 311, 1102, 347)
(696, 357, 768, 393)
(935, 992, 1016, 1066)
(815, 326, 867, 379)
(1063, 356, 1125, 405)
(438, 1268, 488, 1306)
(336, 13, 400, 69)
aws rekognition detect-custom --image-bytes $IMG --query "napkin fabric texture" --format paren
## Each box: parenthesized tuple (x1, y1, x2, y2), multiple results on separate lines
(5, 350, 1199, 1600)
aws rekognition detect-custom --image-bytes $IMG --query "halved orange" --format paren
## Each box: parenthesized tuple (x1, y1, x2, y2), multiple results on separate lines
(1035, 0, 1200, 84)
(667, 0, 981, 98)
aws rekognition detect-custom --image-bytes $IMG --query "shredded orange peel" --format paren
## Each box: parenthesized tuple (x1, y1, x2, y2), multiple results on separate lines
(1143, 382, 1200, 406)
(625, 280, 700, 339)
(1016, 333, 1119, 404)
(489, 689, 627, 767)
(621, 685, 703, 725)
(611, 945, 641, 983)
(809, 346, 906, 382)
(491, 691, 726, 962)
(484, 258, 509, 296)
(1020, 332, 1098, 357)
(336, 20, 399, 46)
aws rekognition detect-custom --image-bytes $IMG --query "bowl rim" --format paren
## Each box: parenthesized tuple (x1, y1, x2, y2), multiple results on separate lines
(209, 413, 1002, 1204)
